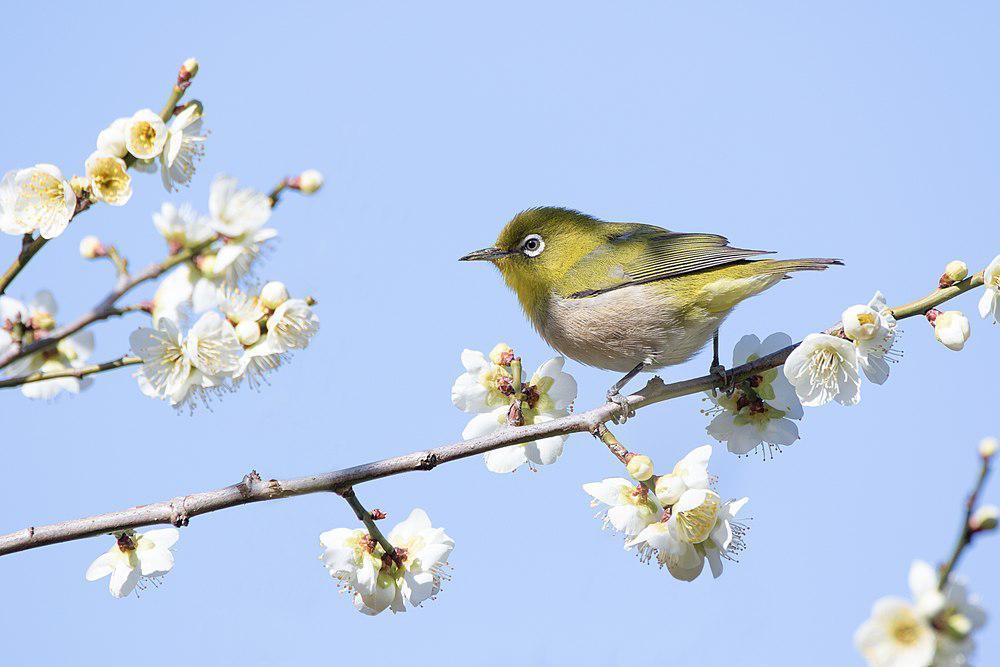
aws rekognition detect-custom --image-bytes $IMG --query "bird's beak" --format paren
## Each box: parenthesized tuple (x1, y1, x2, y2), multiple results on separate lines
(459, 246, 513, 262)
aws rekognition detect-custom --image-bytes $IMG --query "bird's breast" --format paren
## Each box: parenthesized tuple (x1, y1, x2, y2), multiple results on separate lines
(535, 283, 726, 372)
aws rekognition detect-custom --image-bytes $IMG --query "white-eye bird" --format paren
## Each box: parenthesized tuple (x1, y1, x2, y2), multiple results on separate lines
(460, 207, 840, 417)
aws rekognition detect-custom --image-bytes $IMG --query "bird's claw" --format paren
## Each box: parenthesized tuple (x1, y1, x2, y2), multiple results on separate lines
(709, 364, 734, 396)
(606, 390, 635, 425)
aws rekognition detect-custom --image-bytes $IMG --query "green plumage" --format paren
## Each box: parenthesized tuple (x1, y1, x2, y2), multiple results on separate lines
(462, 206, 840, 373)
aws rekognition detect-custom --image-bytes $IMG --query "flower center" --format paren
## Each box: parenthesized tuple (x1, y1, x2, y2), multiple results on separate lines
(21, 171, 67, 222)
(675, 494, 720, 543)
(890, 614, 923, 646)
(132, 122, 158, 152)
(92, 159, 128, 198)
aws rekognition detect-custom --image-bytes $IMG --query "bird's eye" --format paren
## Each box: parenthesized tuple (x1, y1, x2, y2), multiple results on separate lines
(521, 234, 545, 257)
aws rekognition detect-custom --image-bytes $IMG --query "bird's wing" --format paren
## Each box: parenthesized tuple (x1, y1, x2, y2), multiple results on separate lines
(559, 223, 773, 299)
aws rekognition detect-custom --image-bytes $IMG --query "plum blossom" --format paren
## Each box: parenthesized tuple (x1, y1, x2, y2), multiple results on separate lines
(582, 478, 660, 538)
(130, 311, 241, 408)
(842, 291, 897, 384)
(0, 164, 76, 238)
(704, 333, 803, 456)
(160, 104, 207, 192)
(85, 151, 132, 206)
(1, 292, 95, 399)
(125, 109, 168, 160)
(85, 529, 179, 598)
(933, 311, 971, 352)
(979, 255, 1000, 324)
(855, 561, 986, 667)
(451, 344, 577, 473)
(783, 333, 861, 406)
(320, 509, 454, 615)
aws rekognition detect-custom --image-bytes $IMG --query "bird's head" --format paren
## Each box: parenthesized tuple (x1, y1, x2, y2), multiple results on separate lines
(460, 207, 603, 313)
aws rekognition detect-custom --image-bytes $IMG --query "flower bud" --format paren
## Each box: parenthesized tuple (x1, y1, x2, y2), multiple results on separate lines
(235, 319, 261, 346)
(654, 473, 684, 507)
(933, 310, 971, 351)
(979, 437, 998, 458)
(260, 281, 289, 309)
(945, 260, 969, 282)
(841, 304, 880, 341)
(180, 57, 199, 80)
(294, 169, 324, 194)
(625, 454, 654, 481)
(944, 613, 973, 640)
(69, 175, 91, 200)
(78, 235, 105, 259)
(970, 505, 999, 532)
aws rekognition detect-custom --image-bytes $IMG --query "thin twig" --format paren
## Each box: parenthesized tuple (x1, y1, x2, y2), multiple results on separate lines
(0, 239, 213, 371)
(938, 454, 993, 589)
(0, 270, 986, 557)
(0, 65, 190, 297)
(0, 356, 140, 389)
(341, 488, 397, 559)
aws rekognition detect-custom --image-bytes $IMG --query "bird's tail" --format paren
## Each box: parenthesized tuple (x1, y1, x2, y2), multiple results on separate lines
(754, 257, 844, 278)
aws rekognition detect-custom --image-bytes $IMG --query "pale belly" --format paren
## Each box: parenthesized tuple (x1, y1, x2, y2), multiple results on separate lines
(537, 284, 728, 373)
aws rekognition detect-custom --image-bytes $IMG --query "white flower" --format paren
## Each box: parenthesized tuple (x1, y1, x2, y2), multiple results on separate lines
(854, 597, 937, 667)
(160, 105, 207, 192)
(856, 561, 987, 667)
(653, 444, 711, 506)
(978, 255, 1000, 324)
(130, 312, 240, 407)
(385, 509, 455, 608)
(319, 527, 383, 601)
(783, 333, 861, 406)
(842, 292, 897, 384)
(125, 109, 168, 159)
(582, 477, 660, 537)
(705, 333, 803, 455)
(456, 350, 577, 473)
(85, 529, 179, 598)
(152, 202, 214, 250)
(96, 117, 130, 158)
(320, 509, 453, 615)
(934, 311, 971, 351)
(0, 165, 76, 238)
(266, 298, 319, 353)
(85, 151, 132, 206)
(0, 292, 94, 399)
(625, 490, 748, 582)
(209, 174, 273, 237)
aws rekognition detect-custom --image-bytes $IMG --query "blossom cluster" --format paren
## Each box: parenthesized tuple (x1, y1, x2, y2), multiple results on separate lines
(451, 343, 577, 473)
(855, 561, 986, 666)
(0, 291, 93, 399)
(319, 509, 454, 615)
(130, 281, 318, 408)
(0, 62, 205, 241)
(584, 445, 749, 581)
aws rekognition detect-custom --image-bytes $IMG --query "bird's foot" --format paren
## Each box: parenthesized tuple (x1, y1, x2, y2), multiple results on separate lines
(606, 389, 635, 425)
(709, 363, 734, 397)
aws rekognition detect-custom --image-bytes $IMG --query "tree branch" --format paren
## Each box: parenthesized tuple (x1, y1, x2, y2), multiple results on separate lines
(0, 271, 986, 557)
(938, 453, 993, 589)
(341, 488, 397, 559)
(0, 64, 191, 297)
(0, 355, 140, 389)
(0, 239, 214, 371)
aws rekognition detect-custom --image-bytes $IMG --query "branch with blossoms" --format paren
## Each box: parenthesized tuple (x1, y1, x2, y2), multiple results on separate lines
(2, 249, 999, 621)
(0, 59, 324, 404)
(854, 438, 996, 666)
(3, 60, 1000, 646)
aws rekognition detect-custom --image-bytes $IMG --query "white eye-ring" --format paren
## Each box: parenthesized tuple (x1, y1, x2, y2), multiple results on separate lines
(521, 234, 545, 257)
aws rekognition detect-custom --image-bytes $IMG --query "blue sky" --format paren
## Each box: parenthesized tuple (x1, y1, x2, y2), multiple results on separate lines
(1, 2, 997, 665)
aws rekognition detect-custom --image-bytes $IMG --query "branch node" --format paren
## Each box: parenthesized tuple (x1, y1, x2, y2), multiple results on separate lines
(266, 479, 284, 498)
(169, 498, 190, 527)
(417, 452, 439, 470)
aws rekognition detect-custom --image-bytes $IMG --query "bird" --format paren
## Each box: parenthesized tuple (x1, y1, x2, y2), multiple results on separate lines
(459, 206, 840, 419)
